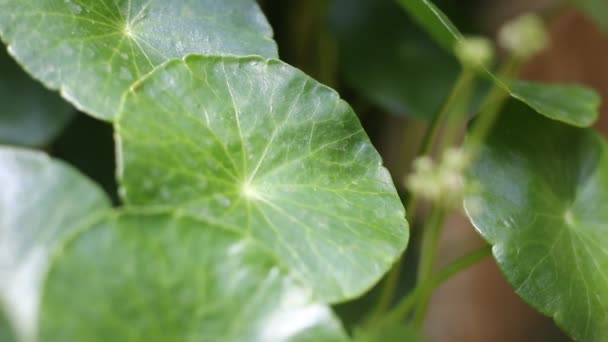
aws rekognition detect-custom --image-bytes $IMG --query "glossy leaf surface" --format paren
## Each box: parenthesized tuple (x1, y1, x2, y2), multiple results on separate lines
(0, 147, 110, 341)
(0, 45, 74, 146)
(0, 0, 277, 120)
(400, 0, 601, 127)
(464, 102, 608, 342)
(40, 211, 348, 342)
(116, 54, 409, 303)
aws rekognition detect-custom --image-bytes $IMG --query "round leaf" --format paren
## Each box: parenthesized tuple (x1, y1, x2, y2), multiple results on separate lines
(40, 211, 348, 342)
(116, 55, 409, 303)
(0, 0, 277, 120)
(0, 44, 74, 147)
(464, 101, 608, 342)
(0, 146, 110, 341)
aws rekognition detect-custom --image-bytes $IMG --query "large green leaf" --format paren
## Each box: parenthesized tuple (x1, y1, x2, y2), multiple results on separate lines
(464, 101, 608, 342)
(0, 0, 277, 120)
(40, 211, 349, 342)
(399, 0, 601, 127)
(328, 0, 460, 118)
(0, 44, 74, 146)
(0, 146, 111, 341)
(116, 54, 409, 303)
(574, 0, 608, 33)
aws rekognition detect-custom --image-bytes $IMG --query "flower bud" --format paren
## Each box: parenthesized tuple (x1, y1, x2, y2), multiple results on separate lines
(454, 36, 495, 69)
(498, 13, 548, 59)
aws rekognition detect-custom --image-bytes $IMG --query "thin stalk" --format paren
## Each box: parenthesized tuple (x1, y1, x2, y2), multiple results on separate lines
(412, 206, 447, 328)
(385, 244, 492, 323)
(466, 59, 521, 154)
(434, 245, 492, 285)
(366, 70, 476, 322)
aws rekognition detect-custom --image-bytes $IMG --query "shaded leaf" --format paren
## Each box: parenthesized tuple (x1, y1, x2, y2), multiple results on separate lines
(116, 54, 409, 303)
(396, 0, 460, 52)
(0, 44, 74, 147)
(464, 101, 608, 342)
(510, 80, 600, 127)
(0, 0, 277, 120)
(400, 0, 602, 127)
(40, 211, 349, 342)
(0, 147, 111, 341)
(328, 0, 460, 118)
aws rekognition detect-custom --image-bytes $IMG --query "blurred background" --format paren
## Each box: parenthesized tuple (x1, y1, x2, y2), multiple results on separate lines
(2, 0, 607, 341)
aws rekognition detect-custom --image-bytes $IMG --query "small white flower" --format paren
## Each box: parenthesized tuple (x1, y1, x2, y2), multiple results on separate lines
(498, 13, 548, 59)
(454, 36, 495, 69)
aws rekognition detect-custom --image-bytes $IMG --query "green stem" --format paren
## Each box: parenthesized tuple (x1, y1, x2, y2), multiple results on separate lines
(412, 206, 446, 328)
(384, 244, 492, 323)
(466, 59, 521, 153)
(418, 69, 476, 157)
(434, 244, 492, 285)
(366, 69, 476, 322)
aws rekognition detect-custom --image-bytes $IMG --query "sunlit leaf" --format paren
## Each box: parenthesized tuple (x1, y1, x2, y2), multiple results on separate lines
(464, 101, 608, 342)
(0, 147, 110, 341)
(39, 211, 349, 342)
(0, 0, 277, 120)
(116, 54, 409, 303)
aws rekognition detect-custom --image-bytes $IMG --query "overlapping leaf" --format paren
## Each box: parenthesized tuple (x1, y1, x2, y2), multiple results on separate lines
(0, 45, 74, 146)
(0, 148, 348, 341)
(399, 0, 601, 127)
(464, 102, 608, 342)
(0, 0, 277, 120)
(40, 211, 349, 342)
(116, 54, 409, 303)
(0, 147, 111, 341)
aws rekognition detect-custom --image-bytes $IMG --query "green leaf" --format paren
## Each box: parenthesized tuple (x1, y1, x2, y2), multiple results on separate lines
(396, 0, 460, 52)
(0, 0, 277, 120)
(464, 101, 608, 342)
(40, 211, 349, 342)
(399, 0, 602, 127)
(574, 0, 608, 33)
(0, 146, 111, 341)
(0, 308, 16, 342)
(0, 44, 74, 147)
(328, 0, 460, 118)
(116, 54, 409, 303)
(509, 81, 601, 128)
